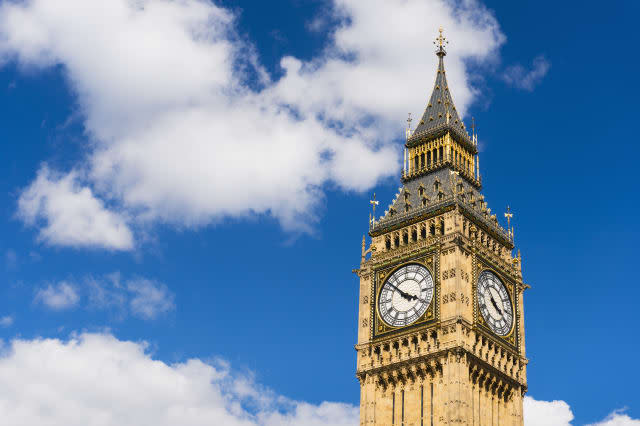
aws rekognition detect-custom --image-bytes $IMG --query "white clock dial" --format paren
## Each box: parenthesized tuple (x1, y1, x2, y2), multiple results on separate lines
(477, 270, 513, 336)
(378, 264, 434, 327)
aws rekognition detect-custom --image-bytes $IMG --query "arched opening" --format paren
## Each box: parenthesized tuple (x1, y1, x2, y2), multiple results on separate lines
(394, 234, 400, 247)
(411, 228, 417, 242)
(430, 223, 436, 236)
(421, 225, 427, 239)
(420, 153, 425, 169)
(440, 220, 445, 235)
(439, 146, 444, 162)
(427, 151, 431, 167)
(403, 231, 409, 245)
(385, 236, 391, 250)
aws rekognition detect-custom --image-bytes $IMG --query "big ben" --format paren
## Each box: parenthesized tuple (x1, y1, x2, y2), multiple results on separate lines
(355, 29, 528, 425)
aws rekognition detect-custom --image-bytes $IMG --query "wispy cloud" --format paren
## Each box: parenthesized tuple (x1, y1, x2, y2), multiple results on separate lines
(5, 249, 17, 269)
(0, 316, 14, 327)
(34, 282, 80, 310)
(34, 274, 175, 320)
(503, 55, 550, 91)
(126, 279, 175, 320)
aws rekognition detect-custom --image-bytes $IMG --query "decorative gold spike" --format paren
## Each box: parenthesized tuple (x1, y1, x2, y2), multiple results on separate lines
(505, 206, 514, 239)
(370, 193, 379, 218)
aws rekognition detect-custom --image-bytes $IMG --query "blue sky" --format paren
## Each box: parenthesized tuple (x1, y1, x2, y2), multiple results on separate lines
(0, 0, 638, 425)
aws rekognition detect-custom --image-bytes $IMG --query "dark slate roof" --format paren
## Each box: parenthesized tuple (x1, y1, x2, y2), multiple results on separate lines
(407, 52, 475, 153)
(369, 167, 512, 247)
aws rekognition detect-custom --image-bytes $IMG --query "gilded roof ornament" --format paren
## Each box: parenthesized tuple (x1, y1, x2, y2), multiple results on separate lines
(434, 26, 448, 57)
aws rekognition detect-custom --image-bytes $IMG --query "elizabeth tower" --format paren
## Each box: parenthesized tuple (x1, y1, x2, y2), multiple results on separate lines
(355, 30, 528, 425)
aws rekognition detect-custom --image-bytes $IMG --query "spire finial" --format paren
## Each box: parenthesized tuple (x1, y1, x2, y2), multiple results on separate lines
(370, 193, 379, 218)
(434, 27, 448, 57)
(505, 206, 514, 240)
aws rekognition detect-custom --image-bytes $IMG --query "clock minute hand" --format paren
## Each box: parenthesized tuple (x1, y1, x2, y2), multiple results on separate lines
(387, 282, 415, 302)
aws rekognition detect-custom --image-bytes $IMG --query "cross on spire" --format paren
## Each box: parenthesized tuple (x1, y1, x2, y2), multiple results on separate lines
(434, 26, 448, 56)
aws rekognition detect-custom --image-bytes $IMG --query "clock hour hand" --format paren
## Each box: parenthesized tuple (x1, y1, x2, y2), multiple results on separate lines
(489, 296, 503, 316)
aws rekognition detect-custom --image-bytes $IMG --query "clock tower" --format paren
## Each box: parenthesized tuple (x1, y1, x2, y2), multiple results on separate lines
(355, 29, 528, 425)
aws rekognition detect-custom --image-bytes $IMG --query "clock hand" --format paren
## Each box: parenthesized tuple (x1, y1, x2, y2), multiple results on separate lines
(489, 296, 504, 316)
(387, 282, 416, 302)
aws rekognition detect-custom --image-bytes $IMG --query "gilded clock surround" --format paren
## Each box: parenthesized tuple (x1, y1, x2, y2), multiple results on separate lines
(373, 255, 439, 338)
(353, 29, 529, 426)
(473, 265, 518, 348)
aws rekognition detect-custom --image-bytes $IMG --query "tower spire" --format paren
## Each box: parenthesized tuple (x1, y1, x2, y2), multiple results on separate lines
(410, 28, 467, 142)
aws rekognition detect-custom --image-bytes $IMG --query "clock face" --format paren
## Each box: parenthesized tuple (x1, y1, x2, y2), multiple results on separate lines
(477, 270, 513, 336)
(378, 264, 434, 327)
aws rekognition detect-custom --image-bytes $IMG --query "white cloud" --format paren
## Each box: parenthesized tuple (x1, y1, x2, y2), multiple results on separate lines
(524, 395, 574, 426)
(0, 316, 14, 327)
(0, 333, 358, 426)
(587, 409, 640, 426)
(34, 281, 80, 310)
(1, 0, 504, 245)
(503, 55, 550, 91)
(17, 166, 134, 250)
